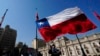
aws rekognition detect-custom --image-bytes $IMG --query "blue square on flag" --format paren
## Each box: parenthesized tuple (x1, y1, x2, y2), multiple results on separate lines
(36, 18, 50, 29)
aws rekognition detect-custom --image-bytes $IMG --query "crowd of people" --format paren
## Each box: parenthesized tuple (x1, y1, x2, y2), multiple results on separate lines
(0, 42, 43, 56)
(0, 44, 61, 56)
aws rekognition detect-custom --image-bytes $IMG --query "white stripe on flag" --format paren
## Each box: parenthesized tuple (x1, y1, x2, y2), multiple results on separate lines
(46, 7, 83, 26)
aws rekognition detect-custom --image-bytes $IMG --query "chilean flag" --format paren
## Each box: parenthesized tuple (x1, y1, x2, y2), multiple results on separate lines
(36, 7, 97, 42)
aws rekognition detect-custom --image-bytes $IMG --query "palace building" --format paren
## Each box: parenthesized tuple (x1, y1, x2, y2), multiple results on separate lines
(32, 33, 100, 56)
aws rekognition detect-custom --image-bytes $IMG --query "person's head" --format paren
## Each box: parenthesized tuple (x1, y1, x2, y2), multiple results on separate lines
(16, 42, 23, 48)
(52, 44, 55, 48)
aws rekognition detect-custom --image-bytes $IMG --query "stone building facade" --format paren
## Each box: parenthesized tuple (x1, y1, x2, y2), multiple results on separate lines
(32, 33, 100, 56)
(32, 38, 46, 49)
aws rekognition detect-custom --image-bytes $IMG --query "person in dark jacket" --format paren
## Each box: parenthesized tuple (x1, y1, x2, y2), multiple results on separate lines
(21, 44, 29, 56)
(37, 51, 42, 56)
(48, 44, 61, 56)
(10, 47, 21, 56)
(0, 49, 3, 56)
(35, 49, 42, 56)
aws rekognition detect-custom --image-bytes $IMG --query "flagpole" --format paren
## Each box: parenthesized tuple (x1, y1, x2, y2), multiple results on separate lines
(35, 23, 38, 56)
(76, 34, 86, 56)
(35, 8, 38, 56)
(0, 9, 8, 28)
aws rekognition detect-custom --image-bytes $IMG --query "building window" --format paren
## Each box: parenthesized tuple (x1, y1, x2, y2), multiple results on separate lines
(76, 46, 81, 55)
(93, 43, 98, 47)
(69, 48, 72, 51)
(84, 45, 88, 49)
(70, 51, 72, 55)
(83, 44, 90, 54)
(77, 50, 81, 55)
(86, 49, 90, 54)
(76, 46, 79, 50)
(69, 48, 72, 55)
(96, 48, 100, 53)
(93, 42, 100, 53)
(99, 41, 100, 45)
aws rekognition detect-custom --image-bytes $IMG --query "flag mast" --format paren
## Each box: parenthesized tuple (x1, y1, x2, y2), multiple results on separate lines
(35, 8, 38, 56)
(76, 34, 86, 56)
(0, 9, 8, 27)
(36, 8, 38, 48)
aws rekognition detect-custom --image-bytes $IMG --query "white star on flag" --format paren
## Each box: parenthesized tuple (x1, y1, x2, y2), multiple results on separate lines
(39, 22, 44, 26)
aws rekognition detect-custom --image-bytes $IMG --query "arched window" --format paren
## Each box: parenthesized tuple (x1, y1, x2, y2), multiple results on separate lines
(76, 46, 79, 50)
(77, 50, 81, 55)
(99, 41, 100, 45)
(69, 48, 72, 51)
(85, 49, 90, 54)
(95, 48, 100, 53)
(69, 48, 72, 55)
(93, 42, 100, 53)
(93, 43, 98, 47)
(84, 44, 88, 49)
(83, 44, 90, 54)
(76, 46, 81, 55)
